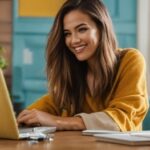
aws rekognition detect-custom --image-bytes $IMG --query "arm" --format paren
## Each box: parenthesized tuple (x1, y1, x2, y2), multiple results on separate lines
(17, 94, 86, 130)
(77, 49, 149, 131)
(104, 49, 148, 131)
(27, 94, 59, 115)
(17, 109, 86, 130)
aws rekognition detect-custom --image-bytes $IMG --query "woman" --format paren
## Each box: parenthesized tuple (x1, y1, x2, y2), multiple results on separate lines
(17, 0, 148, 131)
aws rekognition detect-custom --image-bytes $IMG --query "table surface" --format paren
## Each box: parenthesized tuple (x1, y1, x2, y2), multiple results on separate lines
(0, 131, 150, 150)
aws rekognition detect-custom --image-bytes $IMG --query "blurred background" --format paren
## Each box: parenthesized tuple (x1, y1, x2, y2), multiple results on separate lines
(0, 0, 150, 117)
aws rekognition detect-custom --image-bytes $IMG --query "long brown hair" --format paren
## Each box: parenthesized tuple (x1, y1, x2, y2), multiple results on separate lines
(46, 0, 120, 115)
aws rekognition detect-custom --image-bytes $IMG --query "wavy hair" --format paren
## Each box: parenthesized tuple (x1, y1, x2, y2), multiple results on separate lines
(46, 0, 120, 115)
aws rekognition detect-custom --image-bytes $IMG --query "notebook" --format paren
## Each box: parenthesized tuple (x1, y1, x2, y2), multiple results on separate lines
(82, 129, 121, 136)
(94, 133, 150, 146)
(0, 69, 56, 140)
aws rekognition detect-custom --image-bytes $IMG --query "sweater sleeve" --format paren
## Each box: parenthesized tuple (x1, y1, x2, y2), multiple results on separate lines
(76, 112, 120, 131)
(78, 49, 149, 131)
(27, 94, 59, 115)
(104, 49, 148, 131)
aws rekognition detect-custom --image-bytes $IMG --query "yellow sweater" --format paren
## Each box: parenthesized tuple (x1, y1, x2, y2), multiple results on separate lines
(28, 48, 148, 131)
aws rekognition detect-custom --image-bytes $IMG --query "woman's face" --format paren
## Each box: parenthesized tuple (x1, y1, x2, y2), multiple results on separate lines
(63, 10, 100, 63)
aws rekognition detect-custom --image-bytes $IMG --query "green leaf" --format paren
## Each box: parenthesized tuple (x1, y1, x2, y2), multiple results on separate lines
(0, 57, 7, 69)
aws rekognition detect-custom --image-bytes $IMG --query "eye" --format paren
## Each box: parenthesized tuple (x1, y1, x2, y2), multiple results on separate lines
(78, 27, 88, 33)
(64, 32, 71, 37)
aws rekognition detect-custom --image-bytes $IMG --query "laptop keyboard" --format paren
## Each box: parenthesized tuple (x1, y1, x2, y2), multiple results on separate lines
(19, 126, 56, 139)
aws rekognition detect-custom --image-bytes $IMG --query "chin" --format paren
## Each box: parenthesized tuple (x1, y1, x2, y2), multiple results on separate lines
(76, 57, 87, 61)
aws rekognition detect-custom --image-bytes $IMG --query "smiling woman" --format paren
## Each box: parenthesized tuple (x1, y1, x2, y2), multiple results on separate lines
(17, 0, 148, 132)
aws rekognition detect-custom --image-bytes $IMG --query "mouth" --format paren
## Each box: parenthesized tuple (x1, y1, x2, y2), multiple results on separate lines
(74, 45, 86, 53)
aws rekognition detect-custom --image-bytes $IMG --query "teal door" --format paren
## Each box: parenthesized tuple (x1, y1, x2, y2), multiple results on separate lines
(12, 0, 137, 108)
(103, 0, 137, 48)
(12, 0, 53, 108)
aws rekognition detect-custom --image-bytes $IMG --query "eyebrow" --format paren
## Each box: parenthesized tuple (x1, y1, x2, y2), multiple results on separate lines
(64, 23, 87, 32)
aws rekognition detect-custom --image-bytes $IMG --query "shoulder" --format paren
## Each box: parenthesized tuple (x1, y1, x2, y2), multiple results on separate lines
(117, 48, 146, 77)
(119, 48, 146, 67)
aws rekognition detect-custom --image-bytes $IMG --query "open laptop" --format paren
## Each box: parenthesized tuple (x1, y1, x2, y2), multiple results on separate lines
(0, 69, 56, 140)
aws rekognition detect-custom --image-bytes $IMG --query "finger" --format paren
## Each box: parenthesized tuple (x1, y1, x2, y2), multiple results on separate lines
(24, 118, 40, 126)
(17, 109, 30, 119)
(17, 111, 34, 123)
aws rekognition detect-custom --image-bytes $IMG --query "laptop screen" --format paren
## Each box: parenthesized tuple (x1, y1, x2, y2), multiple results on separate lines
(0, 69, 19, 139)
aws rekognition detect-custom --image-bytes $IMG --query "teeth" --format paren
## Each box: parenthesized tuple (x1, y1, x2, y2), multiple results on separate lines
(75, 46, 85, 52)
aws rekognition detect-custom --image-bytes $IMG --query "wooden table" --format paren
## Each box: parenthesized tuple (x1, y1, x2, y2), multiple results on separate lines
(0, 131, 150, 150)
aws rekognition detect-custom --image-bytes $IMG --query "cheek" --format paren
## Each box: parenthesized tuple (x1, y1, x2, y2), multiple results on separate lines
(91, 31, 100, 46)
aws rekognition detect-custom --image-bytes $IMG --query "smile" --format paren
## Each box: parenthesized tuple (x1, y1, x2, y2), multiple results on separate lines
(74, 45, 86, 53)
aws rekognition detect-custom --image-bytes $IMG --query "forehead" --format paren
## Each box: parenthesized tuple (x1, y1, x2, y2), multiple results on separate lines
(63, 10, 96, 29)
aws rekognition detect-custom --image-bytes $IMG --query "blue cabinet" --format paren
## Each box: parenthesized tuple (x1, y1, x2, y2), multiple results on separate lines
(12, 0, 137, 108)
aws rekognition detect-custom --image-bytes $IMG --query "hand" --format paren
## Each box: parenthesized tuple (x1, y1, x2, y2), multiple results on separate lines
(17, 109, 57, 127)
(17, 109, 86, 130)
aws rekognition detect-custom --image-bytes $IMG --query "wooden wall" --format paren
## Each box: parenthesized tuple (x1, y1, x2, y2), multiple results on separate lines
(0, 0, 12, 90)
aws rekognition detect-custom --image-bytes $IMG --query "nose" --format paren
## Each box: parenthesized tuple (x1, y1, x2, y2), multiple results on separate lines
(70, 33, 81, 45)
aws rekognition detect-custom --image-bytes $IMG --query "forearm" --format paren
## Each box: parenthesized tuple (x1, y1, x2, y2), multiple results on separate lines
(54, 116, 86, 130)
(17, 109, 86, 130)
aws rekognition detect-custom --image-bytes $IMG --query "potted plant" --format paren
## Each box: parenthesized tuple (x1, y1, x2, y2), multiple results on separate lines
(0, 44, 7, 69)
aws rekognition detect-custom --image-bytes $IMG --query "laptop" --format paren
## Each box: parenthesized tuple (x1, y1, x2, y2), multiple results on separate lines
(0, 69, 56, 140)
